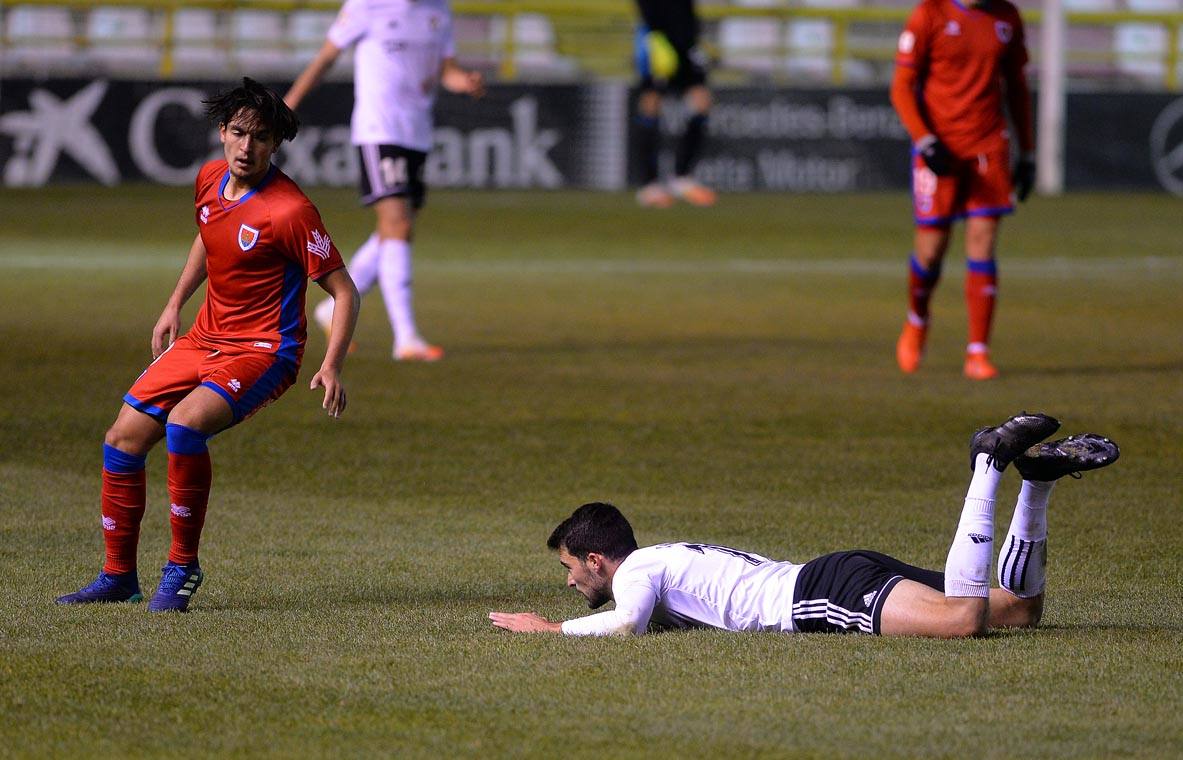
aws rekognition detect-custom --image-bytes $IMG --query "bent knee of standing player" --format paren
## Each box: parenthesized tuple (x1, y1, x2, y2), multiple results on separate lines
(104, 405, 164, 455)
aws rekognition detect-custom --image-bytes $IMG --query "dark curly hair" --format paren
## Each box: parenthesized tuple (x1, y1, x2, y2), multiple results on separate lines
(547, 502, 638, 561)
(203, 77, 299, 143)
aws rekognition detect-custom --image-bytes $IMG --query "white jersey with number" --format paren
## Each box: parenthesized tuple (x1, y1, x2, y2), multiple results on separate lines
(327, 0, 456, 150)
(560, 543, 805, 636)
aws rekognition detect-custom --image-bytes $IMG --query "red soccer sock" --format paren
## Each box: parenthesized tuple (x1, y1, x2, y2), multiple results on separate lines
(907, 254, 941, 325)
(101, 444, 147, 575)
(965, 259, 998, 351)
(165, 424, 212, 565)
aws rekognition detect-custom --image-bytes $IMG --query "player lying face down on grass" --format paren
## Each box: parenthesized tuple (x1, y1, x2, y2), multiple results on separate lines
(56, 78, 360, 613)
(490, 413, 1118, 638)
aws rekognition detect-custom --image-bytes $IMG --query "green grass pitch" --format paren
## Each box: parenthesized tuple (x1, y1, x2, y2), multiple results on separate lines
(1, 187, 1180, 757)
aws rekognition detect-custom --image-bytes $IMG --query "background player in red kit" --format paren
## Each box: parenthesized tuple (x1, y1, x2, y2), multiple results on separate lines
(57, 78, 360, 612)
(890, 0, 1035, 380)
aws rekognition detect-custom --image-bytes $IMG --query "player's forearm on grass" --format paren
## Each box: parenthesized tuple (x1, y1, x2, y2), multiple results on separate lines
(286, 41, 341, 110)
(559, 585, 656, 636)
(889, 65, 933, 144)
(560, 608, 648, 636)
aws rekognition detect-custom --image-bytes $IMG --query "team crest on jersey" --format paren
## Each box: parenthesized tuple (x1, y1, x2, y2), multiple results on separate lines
(945, 20, 961, 36)
(995, 21, 1013, 43)
(238, 224, 260, 251)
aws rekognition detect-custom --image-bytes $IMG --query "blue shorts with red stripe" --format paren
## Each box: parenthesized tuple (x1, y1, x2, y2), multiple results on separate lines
(123, 334, 298, 427)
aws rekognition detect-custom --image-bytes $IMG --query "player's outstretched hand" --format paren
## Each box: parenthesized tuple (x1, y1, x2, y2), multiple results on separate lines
(443, 65, 485, 98)
(488, 611, 563, 633)
(310, 367, 346, 418)
(151, 308, 180, 358)
(1013, 155, 1036, 202)
(916, 134, 954, 176)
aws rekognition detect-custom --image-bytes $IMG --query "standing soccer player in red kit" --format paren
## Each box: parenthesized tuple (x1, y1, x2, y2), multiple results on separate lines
(56, 78, 359, 612)
(890, 0, 1035, 380)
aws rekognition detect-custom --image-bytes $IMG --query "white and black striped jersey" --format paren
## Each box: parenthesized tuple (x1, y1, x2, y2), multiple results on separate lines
(560, 543, 804, 636)
(328, 0, 455, 150)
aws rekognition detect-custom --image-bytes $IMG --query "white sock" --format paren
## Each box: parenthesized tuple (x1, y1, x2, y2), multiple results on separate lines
(313, 234, 380, 328)
(377, 238, 421, 349)
(997, 480, 1054, 598)
(944, 452, 1002, 598)
(348, 233, 382, 295)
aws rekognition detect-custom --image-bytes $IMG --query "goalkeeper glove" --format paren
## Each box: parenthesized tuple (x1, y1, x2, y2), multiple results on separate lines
(915, 134, 954, 176)
(1013, 153, 1036, 202)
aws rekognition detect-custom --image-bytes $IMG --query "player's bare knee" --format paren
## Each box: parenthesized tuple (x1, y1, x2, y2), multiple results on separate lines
(104, 423, 152, 456)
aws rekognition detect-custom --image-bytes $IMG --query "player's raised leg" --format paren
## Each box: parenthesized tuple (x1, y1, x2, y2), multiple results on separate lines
(963, 216, 1001, 380)
(897, 226, 949, 373)
(56, 405, 166, 604)
(880, 412, 1060, 636)
(989, 432, 1121, 627)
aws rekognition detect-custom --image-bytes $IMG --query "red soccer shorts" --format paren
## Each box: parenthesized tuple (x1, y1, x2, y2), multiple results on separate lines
(911, 147, 1015, 227)
(123, 335, 298, 426)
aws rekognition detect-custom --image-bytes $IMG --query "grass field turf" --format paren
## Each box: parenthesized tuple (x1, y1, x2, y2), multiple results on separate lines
(1, 187, 1180, 758)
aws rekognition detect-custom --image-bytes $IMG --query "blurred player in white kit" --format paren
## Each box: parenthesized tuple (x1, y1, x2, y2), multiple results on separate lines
(287, 0, 484, 361)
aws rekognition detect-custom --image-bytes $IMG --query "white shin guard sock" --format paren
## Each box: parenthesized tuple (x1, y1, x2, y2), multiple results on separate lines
(998, 480, 1054, 598)
(944, 453, 1003, 598)
(348, 233, 382, 296)
(377, 238, 420, 348)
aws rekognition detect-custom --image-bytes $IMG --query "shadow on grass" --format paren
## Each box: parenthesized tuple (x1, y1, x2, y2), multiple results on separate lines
(1037, 622, 1183, 634)
(1004, 360, 1183, 378)
(196, 579, 562, 613)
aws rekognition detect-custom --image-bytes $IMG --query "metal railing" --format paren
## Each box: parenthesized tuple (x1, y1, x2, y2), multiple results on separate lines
(1, 0, 1181, 89)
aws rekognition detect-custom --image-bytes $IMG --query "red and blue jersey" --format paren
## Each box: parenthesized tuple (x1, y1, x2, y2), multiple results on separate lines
(892, 0, 1031, 157)
(189, 159, 343, 364)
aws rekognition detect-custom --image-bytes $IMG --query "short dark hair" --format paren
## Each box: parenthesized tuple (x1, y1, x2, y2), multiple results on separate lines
(203, 77, 299, 143)
(547, 502, 638, 561)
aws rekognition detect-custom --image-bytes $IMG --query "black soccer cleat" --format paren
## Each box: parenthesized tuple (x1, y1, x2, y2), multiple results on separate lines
(969, 412, 1061, 472)
(1014, 434, 1120, 482)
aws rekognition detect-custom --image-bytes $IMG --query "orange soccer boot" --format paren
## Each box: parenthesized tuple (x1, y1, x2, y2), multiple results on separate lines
(964, 350, 999, 381)
(896, 321, 928, 374)
(395, 343, 445, 362)
(669, 177, 717, 207)
(636, 182, 675, 208)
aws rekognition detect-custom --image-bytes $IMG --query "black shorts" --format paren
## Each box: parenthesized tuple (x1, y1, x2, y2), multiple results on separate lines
(634, 26, 708, 93)
(792, 550, 945, 635)
(356, 144, 427, 209)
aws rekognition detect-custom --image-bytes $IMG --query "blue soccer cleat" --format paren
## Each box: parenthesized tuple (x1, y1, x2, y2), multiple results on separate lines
(148, 561, 203, 612)
(56, 570, 143, 605)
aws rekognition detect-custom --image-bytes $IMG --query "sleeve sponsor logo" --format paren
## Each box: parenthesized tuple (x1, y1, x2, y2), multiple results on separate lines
(898, 30, 915, 54)
(307, 228, 333, 259)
